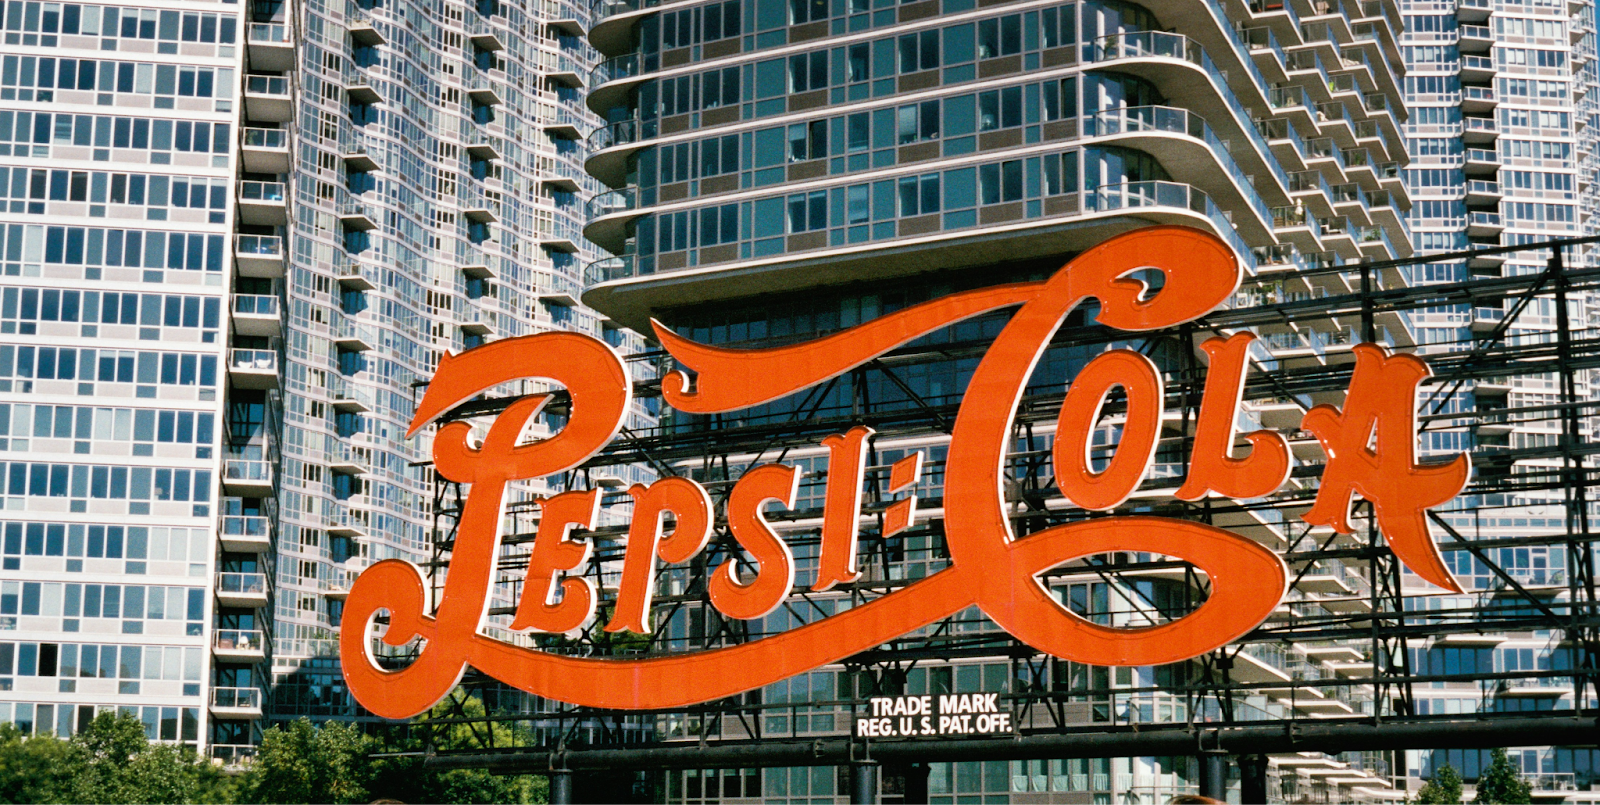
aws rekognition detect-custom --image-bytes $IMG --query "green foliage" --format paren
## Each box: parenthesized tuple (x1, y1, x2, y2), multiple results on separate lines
(0, 698, 549, 805)
(241, 719, 374, 805)
(1417, 762, 1463, 805)
(1473, 749, 1532, 805)
(0, 713, 229, 805)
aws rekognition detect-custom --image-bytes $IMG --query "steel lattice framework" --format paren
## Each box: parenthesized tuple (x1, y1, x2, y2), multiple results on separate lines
(388, 236, 1600, 800)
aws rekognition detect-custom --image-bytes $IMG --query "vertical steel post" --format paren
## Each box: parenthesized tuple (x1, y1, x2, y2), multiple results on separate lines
(850, 759, 879, 805)
(1240, 754, 1268, 804)
(1198, 754, 1227, 801)
(549, 769, 573, 804)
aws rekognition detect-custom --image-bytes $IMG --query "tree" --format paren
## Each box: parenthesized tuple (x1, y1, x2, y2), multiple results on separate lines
(0, 723, 82, 804)
(66, 712, 231, 805)
(365, 695, 547, 805)
(240, 719, 374, 804)
(0, 713, 229, 805)
(1473, 749, 1532, 804)
(1417, 762, 1463, 805)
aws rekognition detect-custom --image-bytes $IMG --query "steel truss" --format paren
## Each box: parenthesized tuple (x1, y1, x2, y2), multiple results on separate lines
(396, 236, 1600, 798)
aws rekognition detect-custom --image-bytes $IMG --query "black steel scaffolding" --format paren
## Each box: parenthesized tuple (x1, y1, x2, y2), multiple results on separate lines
(395, 236, 1600, 800)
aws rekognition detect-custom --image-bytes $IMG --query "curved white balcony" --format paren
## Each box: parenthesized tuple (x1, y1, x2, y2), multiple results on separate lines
(583, 180, 1257, 331)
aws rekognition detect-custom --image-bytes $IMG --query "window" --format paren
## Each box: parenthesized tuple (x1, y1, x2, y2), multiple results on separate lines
(896, 100, 940, 143)
(700, 66, 739, 109)
(847, 43, 869, 82)
(698, 203, 739, 245)
(789, 0, 828, 24)
(786, 191, 827, 232)
(980, 160, 1023, 203)
(978, 87, 1022, 130)
(846, 184, 870, 224)
(788, 121, 826, 162)
(789, 51, 827, 93)
(846, 112, 870, 152)
(897, 173, 940, 216)
(978, 14, 1022, 58)
(700, 134, 740, 176)
(898, 30, 939, 73)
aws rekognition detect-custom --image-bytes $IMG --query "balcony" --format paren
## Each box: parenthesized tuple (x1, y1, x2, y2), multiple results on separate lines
(330, 378, 374, 413)
(232, 294, 281, 337)
(213, 628, 266, 662)
(228, 349, 279, 390)
(584, 179, 1258, 332)
(468, 21, 504, 51)
(1456, 0, 1490, 21)
(319, 571, 356, 600)
(244, 75, 292, 122)
(458, 306, 495, 337)
(222, 459, 273, 496)
(1461, 84, 1497, 113)
(334, 318, 376, 352)
(241, 128, 290, 173)
(1461, 54, 1496, 82)
(336, 261, 376, 291)
(1500, 676, 1573, 697)
(463, 195, 499, 224)
(246, 22, 294, 72)
(237, 181, 288, 226)
(216, 572, 269, 609)
(341, 139, 378, 173)
(542, 273, 581, 307)
(1463, 115, 1498, 145)
(211, 745, 256, 770)
(328, 508, 369, 539)
(210, 686, 264, 719)
(345, 67, 381, 105)
(234, 234, 285, 279)
(348, 10, 385, 45)
(1457, 23, 1493, 53)
(339, 201, 378, 232)
(329, 444, 367, 476)
(1466, 179, 1503, 205)
(1471, 305, 1505, 332)
(466, 139, 500, 162)
(461, 261, 495, 280)
(1465, 147, 1499, 175)
(219, 514, 272, 553)
(467, 84, 503, 107)
(1468, 210, 1504, 236)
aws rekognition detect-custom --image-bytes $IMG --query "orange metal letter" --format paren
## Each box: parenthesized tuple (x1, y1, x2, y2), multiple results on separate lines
(710, 463, 800, 619)
(1052, 349, 1163, 511)
(606, 477, 713, 634)
(512, 489, 602, 634)
(1175, 333, 1292, 501)
(881, 452, 924, 538)
(1301, 343, 1471, 593)
(813, 426, 874, 592)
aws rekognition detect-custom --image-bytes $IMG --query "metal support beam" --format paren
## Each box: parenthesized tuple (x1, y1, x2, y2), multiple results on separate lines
(1198, 754, 1227, 802)
(1239, 754, 1268, 804)
(549, 768, 573, 804)
(425, 715, 1600, 773)
(849, 759, 879, 805)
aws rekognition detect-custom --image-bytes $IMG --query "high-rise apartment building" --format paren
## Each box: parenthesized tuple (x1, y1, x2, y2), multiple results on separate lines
(0, 0, 239, 749)
(0, 0, 638, 765)
(574, 0, 1421, 799)
(1397, 0, 1600, 791)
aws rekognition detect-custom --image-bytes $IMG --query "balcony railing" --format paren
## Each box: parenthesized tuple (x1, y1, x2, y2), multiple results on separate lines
(235, 234, 283, 258)
(220, 514, 271, 540)
(218, 571, 268, 595)
(223, 459, 271, 484)
(229, 349, 278, 373)
(244, 75, 289, 96)
(242, 128, 287, 149)
(1085, 105, 1272, 226)
(247, 22, 291, 43)
(233, 294, 279, 317)
(212, 686, 262, 709)
(239, 181, 286, 203)
(214, 628, 265, 653)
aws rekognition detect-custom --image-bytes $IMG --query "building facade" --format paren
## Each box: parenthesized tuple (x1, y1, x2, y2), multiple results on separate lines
(1397, 0, 1600, 792)
(571, 0, 1434, 800)
(0, 0, 640, 767)
(0, 0, 239, 750)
